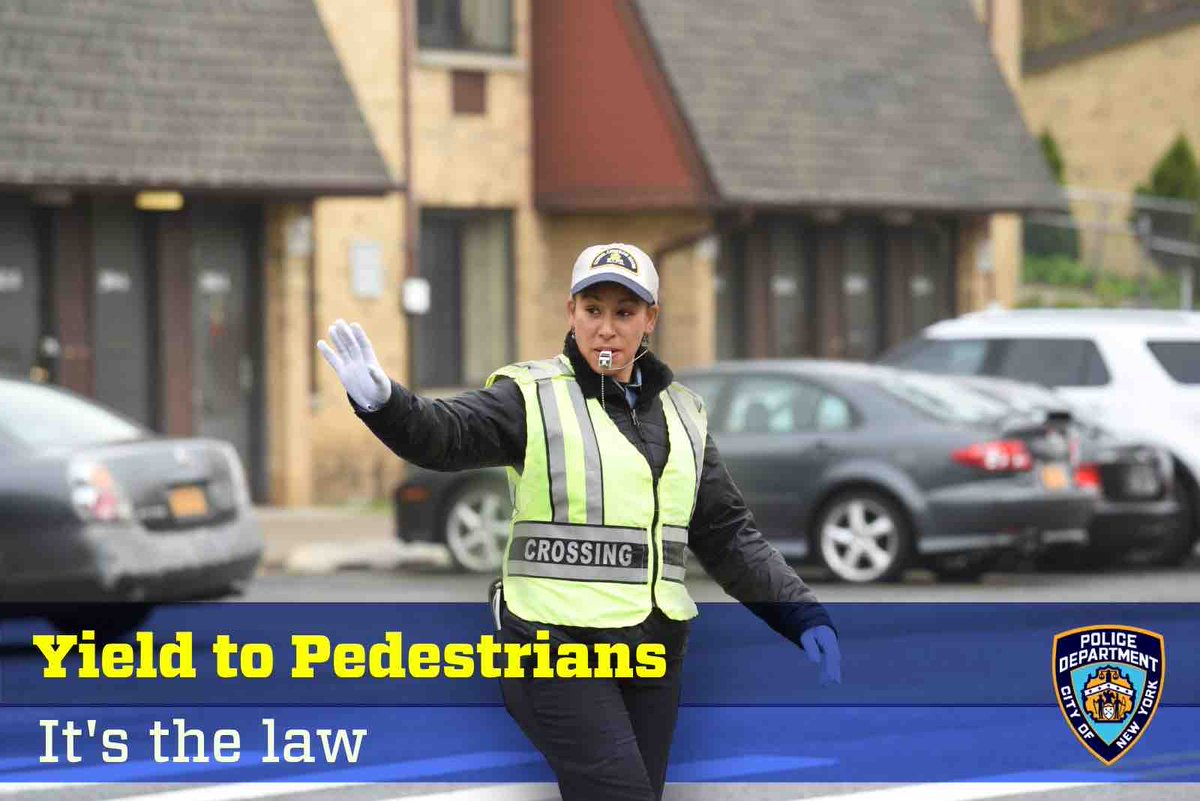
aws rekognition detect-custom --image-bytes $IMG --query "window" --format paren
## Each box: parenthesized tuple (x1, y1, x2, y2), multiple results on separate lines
(1147, 340, 1200, 384)
(993, 338, 1110, 388)
(415, 210, 513, 388)
(877, 372, 1009, 425)
(0, 381, 145, 449)
(418, 0, 513, 54)
(678, 376, 722, 409)
(720, 376, 851, 434)
(881, 337, 989, 375)
(715, 231, 747, 360)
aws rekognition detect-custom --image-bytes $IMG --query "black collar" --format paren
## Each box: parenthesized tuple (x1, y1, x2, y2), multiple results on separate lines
(563, 332, 674, 410)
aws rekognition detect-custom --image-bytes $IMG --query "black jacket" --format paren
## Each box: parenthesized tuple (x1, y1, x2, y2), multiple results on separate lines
(353, 333, 833, 644)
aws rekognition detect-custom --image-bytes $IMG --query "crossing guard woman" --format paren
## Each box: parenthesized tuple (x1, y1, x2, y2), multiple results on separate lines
(318, 243, 841, 801)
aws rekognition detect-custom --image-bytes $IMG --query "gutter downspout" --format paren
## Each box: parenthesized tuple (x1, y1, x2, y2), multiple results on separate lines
(400, 0, 417, 387)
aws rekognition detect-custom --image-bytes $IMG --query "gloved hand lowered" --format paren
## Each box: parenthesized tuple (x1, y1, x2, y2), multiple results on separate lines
(317, 319, 392, 412)
(800, 624, 842, 686)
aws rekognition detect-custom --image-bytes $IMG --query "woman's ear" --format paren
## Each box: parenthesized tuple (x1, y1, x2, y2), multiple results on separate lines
(645, 303, 660, 335)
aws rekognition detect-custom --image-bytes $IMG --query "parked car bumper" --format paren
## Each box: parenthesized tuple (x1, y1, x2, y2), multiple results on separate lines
(1089, 496, 1181, 551)
(920, 482, 1096, 555)
(0, 514, 263, 603)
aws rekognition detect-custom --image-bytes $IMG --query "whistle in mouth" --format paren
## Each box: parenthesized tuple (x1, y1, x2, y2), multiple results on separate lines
(598, 350, 613, 369)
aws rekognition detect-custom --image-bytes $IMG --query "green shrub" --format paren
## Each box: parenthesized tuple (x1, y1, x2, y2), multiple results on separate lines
(1023, 254, 1093, 287)
(1025, 130, 1081, 259)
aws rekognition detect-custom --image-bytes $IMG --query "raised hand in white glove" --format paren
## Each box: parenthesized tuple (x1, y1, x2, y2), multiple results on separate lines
(317, 319, 392, 412)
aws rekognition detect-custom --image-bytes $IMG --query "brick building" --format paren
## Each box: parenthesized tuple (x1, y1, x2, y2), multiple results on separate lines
(0, 1, 1056, 505)
(0, 0, 394, 502)
(1018, 3, 1200, 277)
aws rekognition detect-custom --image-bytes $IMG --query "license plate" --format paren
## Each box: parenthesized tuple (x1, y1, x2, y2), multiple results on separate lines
(1124, 465, 1159, 497)
(168, 485, 209, 518)
(1040, 463, 1069, 491)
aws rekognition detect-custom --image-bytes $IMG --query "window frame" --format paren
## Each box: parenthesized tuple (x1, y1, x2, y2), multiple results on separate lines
(417, 0, 515, 55)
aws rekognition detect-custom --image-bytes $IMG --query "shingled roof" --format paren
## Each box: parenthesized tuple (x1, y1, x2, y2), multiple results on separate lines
(0, 0, 393, 195)
(633, 0, 1061, 212)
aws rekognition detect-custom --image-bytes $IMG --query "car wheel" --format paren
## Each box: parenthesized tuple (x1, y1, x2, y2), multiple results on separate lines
(48, 604, 153, 642)
(815, 489, 913, 583)
(441, 479, 511, 574)
(1129, 481, 1196, 568)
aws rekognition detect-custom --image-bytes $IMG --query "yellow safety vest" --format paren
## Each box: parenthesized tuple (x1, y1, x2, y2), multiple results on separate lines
(486, 355, 708, 628)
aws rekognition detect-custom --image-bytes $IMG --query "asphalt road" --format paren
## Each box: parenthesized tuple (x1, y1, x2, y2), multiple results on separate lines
(242, 552, 1200, 603)
(3, 558, 1198, 801)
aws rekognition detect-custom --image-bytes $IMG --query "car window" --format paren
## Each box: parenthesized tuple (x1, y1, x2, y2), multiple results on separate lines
(993, 338, 1110, 388)
(721, 376, 843, 434)
(1147, 341, 1200, 385)
(678, 376, 723, 409)
(878, 372, 1010, 425)
(0, 381, 146, 449)
(815, 394, 853, 431)
(880, 337, 989, 375)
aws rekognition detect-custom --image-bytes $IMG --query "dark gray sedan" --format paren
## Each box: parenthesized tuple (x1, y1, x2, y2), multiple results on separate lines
(0, 377, 263, 636)
(393, 361, 1096, 583)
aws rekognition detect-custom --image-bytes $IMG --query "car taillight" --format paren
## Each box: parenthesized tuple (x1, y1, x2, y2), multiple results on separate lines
(952, 440, 1033, 473)
(1074, 463, 1102, 491)
(399, 485, 431, 503)
(68, 461, 132, 522)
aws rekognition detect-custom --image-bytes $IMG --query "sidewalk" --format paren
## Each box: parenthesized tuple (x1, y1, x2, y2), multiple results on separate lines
(253, 506, 448, 574)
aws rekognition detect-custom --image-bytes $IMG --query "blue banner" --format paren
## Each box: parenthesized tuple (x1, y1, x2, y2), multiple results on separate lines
(1, 602, 1197, 783)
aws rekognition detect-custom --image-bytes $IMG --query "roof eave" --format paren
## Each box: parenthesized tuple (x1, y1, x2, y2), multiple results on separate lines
(0, 176, 402, 198)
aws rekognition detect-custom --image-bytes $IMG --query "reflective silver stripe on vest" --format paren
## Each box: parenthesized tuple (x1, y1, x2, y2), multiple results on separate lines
(507, 521, 651, 584)
(661, 563, 687, 583)
(661, 525, 688, 582)
(506, 560, 649, 584)
(514, 521, 646, 544)
(536, 379, 570, 522)
(517, 358, 568, 381)
(667, 387, 704, 511)
(662, 525, 688, 544)
(565, 381, 604, 524)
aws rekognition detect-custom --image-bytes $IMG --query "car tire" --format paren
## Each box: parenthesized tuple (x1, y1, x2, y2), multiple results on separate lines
(814, 489, 913, 583)
(48, 603, 153, 642)
(1130, 481, 1196, 568)
(441, 479, 512, 574)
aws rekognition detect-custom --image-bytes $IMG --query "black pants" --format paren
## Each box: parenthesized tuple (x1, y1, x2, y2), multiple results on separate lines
(498, 605, 690, 801)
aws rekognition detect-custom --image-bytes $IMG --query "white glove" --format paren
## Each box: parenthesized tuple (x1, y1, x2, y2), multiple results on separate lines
(317, 319, 392, 411)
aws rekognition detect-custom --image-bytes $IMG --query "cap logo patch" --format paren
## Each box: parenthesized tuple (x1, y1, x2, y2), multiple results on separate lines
(590, 248, 638, 275)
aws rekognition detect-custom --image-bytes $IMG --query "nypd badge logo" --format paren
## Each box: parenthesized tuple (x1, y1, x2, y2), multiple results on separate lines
(590, 247, 638, 275)
(1052, 625, 1164, 765)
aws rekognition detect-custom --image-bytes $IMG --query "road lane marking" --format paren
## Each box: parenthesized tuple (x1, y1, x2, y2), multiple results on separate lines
(0, 751, 543, 798)
(375, 786, 557, 801)
(670, 755, 835, 781)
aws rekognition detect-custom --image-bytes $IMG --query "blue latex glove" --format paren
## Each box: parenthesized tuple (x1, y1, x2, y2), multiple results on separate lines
(800, 625, 842, 686)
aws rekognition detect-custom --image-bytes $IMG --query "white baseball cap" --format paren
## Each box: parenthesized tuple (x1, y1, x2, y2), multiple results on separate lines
(570, 243, 658, 305)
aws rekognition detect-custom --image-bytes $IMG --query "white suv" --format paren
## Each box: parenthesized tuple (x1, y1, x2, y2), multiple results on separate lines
(881, 309, 1200, 558)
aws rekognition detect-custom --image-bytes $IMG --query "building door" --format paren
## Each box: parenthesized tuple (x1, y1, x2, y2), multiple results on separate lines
(842, 219, 882, 360)
(92, 204, 154, 425)
(0, 195, 40, 379)
(190, 202, 258, 475)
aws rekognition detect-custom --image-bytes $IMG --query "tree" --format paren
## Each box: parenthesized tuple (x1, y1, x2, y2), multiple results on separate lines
(1136, 134, 1200, 202)
(1134, 135, 1200, 266)
(1025, 130, 1079, 259)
